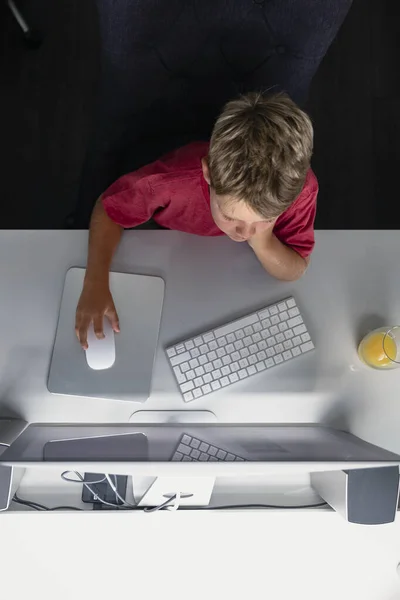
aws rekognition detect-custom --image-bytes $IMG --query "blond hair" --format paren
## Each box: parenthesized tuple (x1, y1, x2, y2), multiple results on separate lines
(208, 92, 313, 219)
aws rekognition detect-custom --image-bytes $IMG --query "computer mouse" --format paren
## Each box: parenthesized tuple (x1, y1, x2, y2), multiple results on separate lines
(85, 318, 116, 370)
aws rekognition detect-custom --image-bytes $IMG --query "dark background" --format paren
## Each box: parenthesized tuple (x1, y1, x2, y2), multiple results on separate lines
(1, 0, 399, 229)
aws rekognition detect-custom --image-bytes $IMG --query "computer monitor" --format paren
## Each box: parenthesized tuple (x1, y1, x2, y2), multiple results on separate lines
(1, 423, 399, 477)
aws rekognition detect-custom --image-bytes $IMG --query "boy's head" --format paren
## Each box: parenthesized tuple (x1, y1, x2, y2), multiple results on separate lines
(202, 92, 313, 242)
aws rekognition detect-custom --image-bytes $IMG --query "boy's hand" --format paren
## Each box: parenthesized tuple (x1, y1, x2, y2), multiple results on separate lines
(247, 227, 308, 281)
(75, 282, 120, 349)
(247, 223, 274, 251)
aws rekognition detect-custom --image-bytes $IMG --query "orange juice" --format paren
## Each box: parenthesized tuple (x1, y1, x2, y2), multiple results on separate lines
(358, 331, 397, 369)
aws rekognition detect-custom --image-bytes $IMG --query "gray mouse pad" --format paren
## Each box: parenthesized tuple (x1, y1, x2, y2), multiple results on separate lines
(47, 268, 164, 401)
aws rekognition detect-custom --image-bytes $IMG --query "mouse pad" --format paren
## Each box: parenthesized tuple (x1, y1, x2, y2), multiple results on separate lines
(47, 268, 164, 401)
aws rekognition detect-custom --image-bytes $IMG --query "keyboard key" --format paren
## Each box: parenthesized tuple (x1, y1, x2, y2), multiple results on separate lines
(269, 305, 278, 315)
(271, 315, 280, 325)
(203, 332, 215, 343)
(208, 351, 217, 362)
(284, 339, 293, 349)
(194, 336, 203, 347)
(173, 367, 186, 383)
(276, 343, 284, 353)
(279, 322, 288, 332)
(209, 456, 218, 461)
(280, 311, 289, 321)
(274, 354, 284, 365)
(213, 358, 223, 369)
(261, 329, 270, 339)
(288, 307, 300, 317)
(230, 361, 239, 372)
(249, 344, 258, 354)
(203, 373, 212, 384)
(217, 347, 226, 357)
(184, 340, 194, 351)
(244, 336, 253, 346)
(195, 366, 205, 376)
(301, 341, 314, 353)
(286, 298, 296, 308)
(270, 325, 279, 335)
(292, 346, 301, 357)
(177, 444, 191, 455)
(257, 350, 267, 361)
(253, 322, 262, 332)
(172, 452, 183, 461)
(190, 449, 200, 459)
(208, 445, 218, 456)
(211, 380, 221, 391)
(292, 336, 301, 346)
(239, 358, 249, 368)
(199, 453, 209, 461)
(267, 336, 276, 347)
(194, 376, 204, 387)
(182, 456, 193, 461)
(189, 358, 199, 369)
(212, 369, 222, 379)
(226, 333, 236, 343)
(234, 340, 244, 350)
(266, 347, 275, 358)
(288, 316, 303, 328)
(258, 309, 270, 319)
(283, 350, 293, 361)
(221, 365, 231, 376)
(170, 351, 191, 366)
(220, 376, 230, 387)
(252, 332, 262, 343)
(240, 348, 250, 358)
(199, 355, 208, 366)
(181, 381, 194, 393)
(265, 358, 275, 368)
(226, 453, 235, 461)
(186, 369, 195, 380)
(222, 355, 232, 365)
(202, 384, 212, 394)
(225, 343, 235, 354)
(229, 373, 239, 383)
(235, 329, 245, 340)
(182, 435, 191, 444)
(190, 438, 200, 449)
(193, 388, 203, 398)
(231, 351, 240, 362)
(218, 336, 227, 347)
(276, 333, 285, 343)
(199, 442, 209, 452)
(258, 340, 267, 350)
(183, 391, 194, 402)
(238, 369, 247, 379)
(277, 301, 287, 312)
(199, 344, 208, 355)
(294, 324, 307, 336)
(285, 330, 294, 340)
(175, 344, 186, 354)
(209, 340, 218, 351)
(167, 347, 177, 358)
(302, 332, 311, 343)
(262, 318, 271, 328)
(256, 361, 266, 372)
(204, 363, 213, 373)
(216, 449, 227, 460)
(244, 325, 254, 336)
(181, 362, 190, 373)
(247, 365, 257, 375)
(248, 355, 257, 365)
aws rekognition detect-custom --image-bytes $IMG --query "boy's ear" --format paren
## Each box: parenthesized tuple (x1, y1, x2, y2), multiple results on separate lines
(201, 157, 211, 185)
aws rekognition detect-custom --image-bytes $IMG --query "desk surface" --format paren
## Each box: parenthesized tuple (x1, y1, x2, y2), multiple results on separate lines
(1, 230, 400, 455)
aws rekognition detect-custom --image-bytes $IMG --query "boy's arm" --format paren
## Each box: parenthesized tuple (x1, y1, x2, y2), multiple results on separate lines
(248, 228, 309, 281)
(75, 197, 123, 349)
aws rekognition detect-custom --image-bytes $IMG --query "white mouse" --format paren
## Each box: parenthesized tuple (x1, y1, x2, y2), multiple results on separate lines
(85, 318, 116, 370)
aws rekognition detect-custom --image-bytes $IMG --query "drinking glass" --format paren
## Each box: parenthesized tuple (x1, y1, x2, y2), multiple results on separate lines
(358, 326, 400, 370)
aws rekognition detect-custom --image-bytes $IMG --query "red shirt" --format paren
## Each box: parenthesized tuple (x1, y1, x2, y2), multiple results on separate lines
(103, 142, 318, 258)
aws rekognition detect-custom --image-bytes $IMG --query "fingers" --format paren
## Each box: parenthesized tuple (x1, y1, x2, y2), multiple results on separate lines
(106, 308, 120, 333)
(75, 315, 91, 350)
(93, 314, 105, 340)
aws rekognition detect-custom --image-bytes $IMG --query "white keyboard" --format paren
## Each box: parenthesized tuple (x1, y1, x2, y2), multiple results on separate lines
(166, 296, 314, 402)
(172, 434, 246, 461)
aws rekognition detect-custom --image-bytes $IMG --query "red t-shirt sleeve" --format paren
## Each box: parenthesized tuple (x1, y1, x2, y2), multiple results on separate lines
(102, 167, 165, 228)
(273, 169, 318, 259)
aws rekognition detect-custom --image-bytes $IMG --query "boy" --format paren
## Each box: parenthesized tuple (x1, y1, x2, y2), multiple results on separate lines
(76, 92, 318, 348)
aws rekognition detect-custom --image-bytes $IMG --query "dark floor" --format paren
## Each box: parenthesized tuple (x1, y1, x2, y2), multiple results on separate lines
(1, 0, 399, 229)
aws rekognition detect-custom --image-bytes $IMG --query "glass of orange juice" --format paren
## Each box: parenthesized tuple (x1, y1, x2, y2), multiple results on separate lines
(358, 327, 400, 370)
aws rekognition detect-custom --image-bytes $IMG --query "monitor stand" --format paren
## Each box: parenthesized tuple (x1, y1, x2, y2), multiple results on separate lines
(129, 410, 218, 424)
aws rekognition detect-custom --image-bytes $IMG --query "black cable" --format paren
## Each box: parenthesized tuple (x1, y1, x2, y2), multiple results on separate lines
(12, 494, 83, 512)
(198, 501, 328, 510)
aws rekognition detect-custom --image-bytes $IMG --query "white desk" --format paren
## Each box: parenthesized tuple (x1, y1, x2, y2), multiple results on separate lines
(0, 230, 399, 453)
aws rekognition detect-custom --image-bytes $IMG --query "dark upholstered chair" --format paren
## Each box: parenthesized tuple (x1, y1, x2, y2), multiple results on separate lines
(73, 0, 352, 227)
